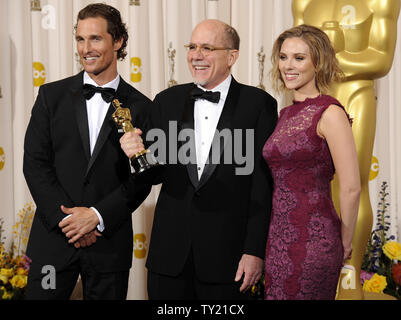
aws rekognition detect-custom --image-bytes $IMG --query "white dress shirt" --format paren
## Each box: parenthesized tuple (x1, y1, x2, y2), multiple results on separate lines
(84, 72, 120, 155)
(85, 73, 120, 231)
(63, 72, 120, 232)
(194, 74, 232, 179)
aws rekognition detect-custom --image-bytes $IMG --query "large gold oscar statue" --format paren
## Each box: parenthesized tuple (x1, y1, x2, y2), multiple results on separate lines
(292, 0, 400, 300)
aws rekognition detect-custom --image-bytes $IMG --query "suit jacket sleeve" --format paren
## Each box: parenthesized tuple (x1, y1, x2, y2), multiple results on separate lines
(138, 92, 167, 185)
(243, 95, 278, 259)
(94, 93, 152, 237)
(94, 172, 151, 238)
(23, 85, 74, 232)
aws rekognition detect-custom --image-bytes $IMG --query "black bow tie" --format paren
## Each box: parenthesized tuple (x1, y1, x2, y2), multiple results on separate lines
(190, 87, 221, 103)
(83, 83, 116, 103)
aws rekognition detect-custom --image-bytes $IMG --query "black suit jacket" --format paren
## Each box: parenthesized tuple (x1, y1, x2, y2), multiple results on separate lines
(24, 71, 151, 273)
(145, 78, 277, 283)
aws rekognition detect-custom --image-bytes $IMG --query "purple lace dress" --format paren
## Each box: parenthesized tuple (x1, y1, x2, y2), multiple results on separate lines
(263, 95, 348, 300)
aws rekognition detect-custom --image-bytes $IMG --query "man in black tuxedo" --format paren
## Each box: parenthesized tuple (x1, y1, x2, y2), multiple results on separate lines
(120, 19, 278, 299)
(23, 3, 150, 299)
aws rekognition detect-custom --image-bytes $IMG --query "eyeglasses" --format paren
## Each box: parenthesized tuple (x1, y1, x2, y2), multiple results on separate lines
(184, 43, 233, 56)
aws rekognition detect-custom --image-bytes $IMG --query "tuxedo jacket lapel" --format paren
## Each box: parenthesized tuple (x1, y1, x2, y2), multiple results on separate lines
(72, 73, 91, 163)
(181, 88, 199, 189)
(197, 78, 240, 190)
(86, 105, 114, 176)
(86, 77, 131, 176)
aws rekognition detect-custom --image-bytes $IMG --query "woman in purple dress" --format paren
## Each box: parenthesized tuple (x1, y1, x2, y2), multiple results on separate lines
(263, 25, 360, 300)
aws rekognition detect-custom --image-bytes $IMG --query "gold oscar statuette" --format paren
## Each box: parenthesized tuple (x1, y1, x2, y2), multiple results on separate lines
(129, 0, 141, 6)
(292, 0, 401, 300)
(30, 0, 41, 11)
(167, 42, 178, 88)
(257, 46, 266, 91)
(112, 99, 163, 180)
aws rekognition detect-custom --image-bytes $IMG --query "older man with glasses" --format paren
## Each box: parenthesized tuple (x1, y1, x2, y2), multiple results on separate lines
(120, 19, 278, 300)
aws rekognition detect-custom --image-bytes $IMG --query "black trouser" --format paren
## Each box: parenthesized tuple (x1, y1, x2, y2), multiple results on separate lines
(25, 251, 129, 300)
(147, 250, 250, 300)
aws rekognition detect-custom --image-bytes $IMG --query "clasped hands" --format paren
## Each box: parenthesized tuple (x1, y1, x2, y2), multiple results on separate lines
(58, 205, 102, 249)
(58, 129, 144, 249)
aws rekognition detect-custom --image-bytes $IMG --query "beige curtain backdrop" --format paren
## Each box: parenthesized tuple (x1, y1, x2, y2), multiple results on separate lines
(0, 0, 399, 299)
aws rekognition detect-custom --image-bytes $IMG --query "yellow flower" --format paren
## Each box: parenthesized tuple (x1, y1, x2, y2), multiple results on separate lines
(0, 268, 14, 278)
(362, 273, 387, 293)
(383, 241, 401, 260)
(0, 274, 9, 284)
(16, 267, 28, 276)
(9, 275, 27, 289)
(1, 288, 13, 300)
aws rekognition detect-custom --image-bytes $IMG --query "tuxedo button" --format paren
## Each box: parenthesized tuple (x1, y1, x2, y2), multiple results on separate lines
(195, 191, 201, 197)
(84, 179, 89, 186)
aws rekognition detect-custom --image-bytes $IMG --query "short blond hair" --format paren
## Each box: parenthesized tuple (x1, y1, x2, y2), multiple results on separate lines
(270, 24, 344, 93)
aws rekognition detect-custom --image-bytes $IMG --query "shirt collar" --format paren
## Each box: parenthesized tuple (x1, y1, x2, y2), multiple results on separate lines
(83, 72, 120, 91)
(197, 74, 232, 103)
